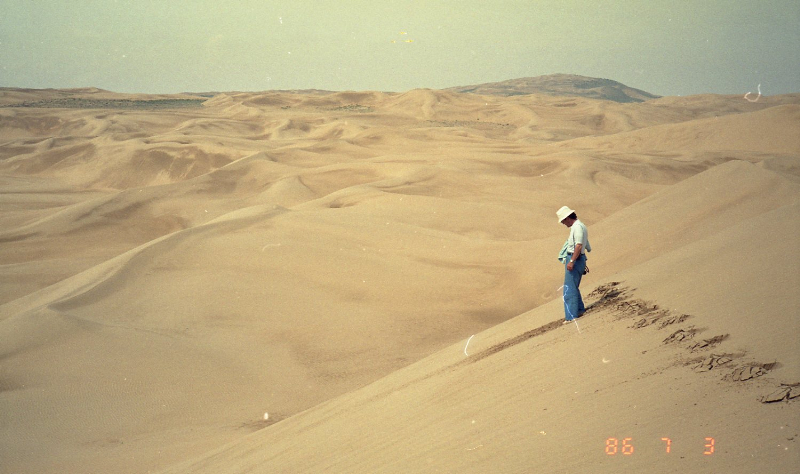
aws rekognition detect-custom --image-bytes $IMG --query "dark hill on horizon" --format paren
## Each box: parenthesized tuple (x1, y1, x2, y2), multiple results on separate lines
(446, 73, 661, 103)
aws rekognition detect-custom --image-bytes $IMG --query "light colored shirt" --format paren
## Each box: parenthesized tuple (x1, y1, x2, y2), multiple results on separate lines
(567, 219, 590, 255)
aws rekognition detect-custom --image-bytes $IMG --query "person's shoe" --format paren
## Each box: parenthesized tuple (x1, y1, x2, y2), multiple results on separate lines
(563, 319, 574, 325)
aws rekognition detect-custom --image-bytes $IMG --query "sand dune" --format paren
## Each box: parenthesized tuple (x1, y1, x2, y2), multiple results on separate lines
(561, 104, 800, 156)
(159, 161, 800, 474)
(161, 208, 800, 474)
(1, 87, 798, 473)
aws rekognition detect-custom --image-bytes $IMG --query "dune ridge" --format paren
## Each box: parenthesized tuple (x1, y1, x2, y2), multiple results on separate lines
(1, 86, 798, 473)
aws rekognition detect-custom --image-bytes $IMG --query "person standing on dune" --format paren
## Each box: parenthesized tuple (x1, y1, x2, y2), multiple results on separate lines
(557, 206, 591, 323)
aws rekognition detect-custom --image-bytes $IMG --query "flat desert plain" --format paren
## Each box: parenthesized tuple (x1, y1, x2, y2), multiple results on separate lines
(0, 87, 798, 473)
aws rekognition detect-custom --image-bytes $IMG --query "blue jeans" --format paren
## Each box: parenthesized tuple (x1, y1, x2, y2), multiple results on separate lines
(563, 254, 586, 321)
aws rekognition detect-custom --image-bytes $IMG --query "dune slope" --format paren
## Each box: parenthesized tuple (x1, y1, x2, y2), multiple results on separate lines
(158, 163, 800, 474)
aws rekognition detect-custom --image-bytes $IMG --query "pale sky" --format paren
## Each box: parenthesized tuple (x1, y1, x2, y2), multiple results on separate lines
(1, 1, 798, 96)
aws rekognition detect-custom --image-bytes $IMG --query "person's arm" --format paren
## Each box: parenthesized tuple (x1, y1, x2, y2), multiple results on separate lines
(567, 243, 582, 270)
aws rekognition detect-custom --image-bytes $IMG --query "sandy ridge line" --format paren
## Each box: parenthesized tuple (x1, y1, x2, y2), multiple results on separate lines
(0, 204, 289, 321)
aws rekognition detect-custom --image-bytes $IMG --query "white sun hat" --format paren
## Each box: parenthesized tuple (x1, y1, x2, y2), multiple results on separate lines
(556, 206, 575, 223)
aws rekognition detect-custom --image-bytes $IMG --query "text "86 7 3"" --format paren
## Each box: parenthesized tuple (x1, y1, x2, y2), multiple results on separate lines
(605, 437, 715, 455)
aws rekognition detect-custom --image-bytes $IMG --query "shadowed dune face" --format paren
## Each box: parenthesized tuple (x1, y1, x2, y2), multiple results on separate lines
(1, 88, 799, 474)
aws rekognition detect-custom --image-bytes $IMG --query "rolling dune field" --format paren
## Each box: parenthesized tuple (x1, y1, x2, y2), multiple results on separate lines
(1, 86, 798, 473)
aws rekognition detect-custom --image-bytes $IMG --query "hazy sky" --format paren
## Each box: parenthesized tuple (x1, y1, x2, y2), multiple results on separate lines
(1, 1, 798, 96)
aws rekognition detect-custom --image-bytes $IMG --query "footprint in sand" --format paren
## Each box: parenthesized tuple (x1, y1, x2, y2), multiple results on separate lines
(761, 384, 800, 403)
(731, 365, 767, 382)
(689, 334, 728, 352)
(693, 354, 732, 372)
(657, 313, 691, 329)
(663, 328, 696, 344)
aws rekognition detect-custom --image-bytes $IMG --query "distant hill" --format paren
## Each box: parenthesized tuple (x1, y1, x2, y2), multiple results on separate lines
(446, 74, 660, 103)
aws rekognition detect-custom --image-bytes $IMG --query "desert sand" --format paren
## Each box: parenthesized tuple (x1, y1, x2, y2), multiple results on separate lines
(0, 84, 798, 473)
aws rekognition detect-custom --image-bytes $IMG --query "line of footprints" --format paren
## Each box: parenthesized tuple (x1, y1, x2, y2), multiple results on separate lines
(586, 282, 800, 404)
